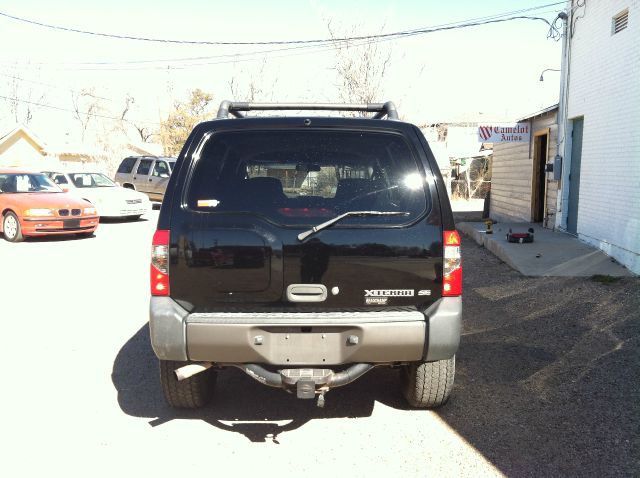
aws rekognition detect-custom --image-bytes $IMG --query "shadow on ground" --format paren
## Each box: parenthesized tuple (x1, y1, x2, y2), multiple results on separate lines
(99, 216, 149, 224)
(112, 324, 408, 443)
(436, 237, 640, 476)
(112, 237, 639, 473)
(10, 233, 95, 242)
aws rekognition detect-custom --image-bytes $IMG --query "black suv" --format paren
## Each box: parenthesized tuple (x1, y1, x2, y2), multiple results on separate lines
(150, 101, 462, 409)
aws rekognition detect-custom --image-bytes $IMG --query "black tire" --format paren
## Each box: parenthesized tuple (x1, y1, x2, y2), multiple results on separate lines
(126, 215, 142, 221)
(400, 356, 455, 408)
(159, 360, 217, 409)
(3, 211, 24, 242)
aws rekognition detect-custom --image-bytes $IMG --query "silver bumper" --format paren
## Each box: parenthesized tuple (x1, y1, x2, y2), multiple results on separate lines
(149, 296, 461, 364)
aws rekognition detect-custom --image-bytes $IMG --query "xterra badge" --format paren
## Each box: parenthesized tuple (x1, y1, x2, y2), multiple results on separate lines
(364, 289, 414, 305)
(364, 289, 415, 297)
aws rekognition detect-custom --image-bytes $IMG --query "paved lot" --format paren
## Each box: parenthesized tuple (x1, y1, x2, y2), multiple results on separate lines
(1, 212, 638, 477)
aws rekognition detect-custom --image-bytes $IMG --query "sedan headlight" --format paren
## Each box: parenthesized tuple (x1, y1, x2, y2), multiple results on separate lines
(84, 207, 97, 215)
(24, 208, 55, 217)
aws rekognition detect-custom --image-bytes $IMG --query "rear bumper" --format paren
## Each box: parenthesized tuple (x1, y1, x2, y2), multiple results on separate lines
(149, 296, 461, 364)
(98, 205, 149, 217)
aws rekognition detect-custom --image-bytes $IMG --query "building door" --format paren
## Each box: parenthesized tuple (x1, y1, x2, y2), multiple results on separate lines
(531, 130, 549, 222)
(567, 118, 583, 234)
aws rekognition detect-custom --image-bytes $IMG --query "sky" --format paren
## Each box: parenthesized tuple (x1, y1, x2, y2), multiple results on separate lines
(0, 0, 565, 145)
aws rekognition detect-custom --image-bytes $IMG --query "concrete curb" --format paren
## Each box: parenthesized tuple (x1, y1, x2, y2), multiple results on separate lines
(457, 222, 520, 272)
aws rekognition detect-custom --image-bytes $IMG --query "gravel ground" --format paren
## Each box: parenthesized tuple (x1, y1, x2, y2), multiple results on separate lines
(1, 215, 637, 477)
(442, 236, 640, 476)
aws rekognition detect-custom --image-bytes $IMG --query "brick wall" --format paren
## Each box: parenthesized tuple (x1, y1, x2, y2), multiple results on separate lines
(564, 0, 640, 274)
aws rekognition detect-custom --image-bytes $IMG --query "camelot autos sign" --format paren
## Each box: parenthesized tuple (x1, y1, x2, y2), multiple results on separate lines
(478, 122, 530, 143)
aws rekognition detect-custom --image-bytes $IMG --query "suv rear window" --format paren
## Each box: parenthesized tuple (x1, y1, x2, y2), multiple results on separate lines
(118, 157, 137, 174)
(187, 130, 429, 226)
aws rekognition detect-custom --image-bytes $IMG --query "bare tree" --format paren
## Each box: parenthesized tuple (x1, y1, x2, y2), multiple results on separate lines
(228, 60, 278, 103)
(121, 93, 134, 121)
(327, 21, 392, 108)
(71, 89, 101, 141)
(131, 123, 155, 142)
(118, 93, 156, 143)
(4, 69, 46, 125)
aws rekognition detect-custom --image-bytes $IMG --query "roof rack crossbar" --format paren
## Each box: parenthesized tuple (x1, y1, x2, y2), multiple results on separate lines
(216, 100, 399, 120)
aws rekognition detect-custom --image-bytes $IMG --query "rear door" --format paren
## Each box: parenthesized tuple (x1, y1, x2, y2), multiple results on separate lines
(149, 159, 171, 200)
(134, 158, 154, 194)
(169, 120, 443, 313)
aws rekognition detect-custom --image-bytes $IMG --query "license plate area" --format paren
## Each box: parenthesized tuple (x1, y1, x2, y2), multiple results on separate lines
(264, 326, 354, 365)
(64, 219, 81, 228)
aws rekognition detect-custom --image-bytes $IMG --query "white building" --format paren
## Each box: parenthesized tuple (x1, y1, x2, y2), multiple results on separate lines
(556, 1, 639, 274)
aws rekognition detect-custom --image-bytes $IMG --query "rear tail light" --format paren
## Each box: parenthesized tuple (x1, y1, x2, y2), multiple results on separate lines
(443, 230, 462, 296)
(151, 229, 170, 296)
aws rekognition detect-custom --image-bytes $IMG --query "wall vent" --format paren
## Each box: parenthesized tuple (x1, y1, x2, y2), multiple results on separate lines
(613, 9, 629, 34)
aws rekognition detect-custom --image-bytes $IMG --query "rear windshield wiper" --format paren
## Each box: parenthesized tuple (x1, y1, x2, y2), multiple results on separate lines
(298, 211, 410, 241)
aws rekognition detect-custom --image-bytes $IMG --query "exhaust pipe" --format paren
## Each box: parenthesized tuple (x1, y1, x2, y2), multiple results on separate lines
(231, 364, 284, 387)
(327, 363, 373, 388)
(174, 362, 213, 381)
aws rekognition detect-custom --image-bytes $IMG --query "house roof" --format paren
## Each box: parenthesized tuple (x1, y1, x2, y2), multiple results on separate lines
(0, 124, 48, 153)
(127, 141, 163, 156)
(517, 104, 559, 122)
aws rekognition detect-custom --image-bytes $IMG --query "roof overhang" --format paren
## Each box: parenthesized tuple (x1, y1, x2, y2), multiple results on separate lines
(517, 104, 559, 122)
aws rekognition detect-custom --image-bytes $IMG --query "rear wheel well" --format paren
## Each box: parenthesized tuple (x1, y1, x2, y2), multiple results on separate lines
(123, 183, 135, 190)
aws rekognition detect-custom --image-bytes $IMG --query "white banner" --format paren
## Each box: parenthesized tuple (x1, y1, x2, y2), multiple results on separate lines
(478, 122, 530, 143)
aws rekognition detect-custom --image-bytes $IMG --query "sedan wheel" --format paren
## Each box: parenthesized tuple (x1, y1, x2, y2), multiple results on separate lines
(3, 212, 24, 242)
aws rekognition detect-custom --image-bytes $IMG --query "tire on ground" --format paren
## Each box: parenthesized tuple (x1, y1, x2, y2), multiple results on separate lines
(159, 359, 217, 409)
(400, 356, 455, 408)
(3, 211, 24, 242)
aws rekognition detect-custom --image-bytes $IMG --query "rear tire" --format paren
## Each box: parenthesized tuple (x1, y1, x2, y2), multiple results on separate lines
(3, 212, 24, 242)
(400, 356, 455, 408)
(159, 360, 217, 409)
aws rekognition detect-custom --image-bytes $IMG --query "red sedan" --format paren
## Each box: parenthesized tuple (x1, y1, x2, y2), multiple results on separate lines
(0, 169, 99, 242)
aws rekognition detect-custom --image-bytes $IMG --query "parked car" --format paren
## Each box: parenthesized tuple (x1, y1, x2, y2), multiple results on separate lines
(114, 156, 176, 202)
(150, 101, 461, 410)
(0, 169, 99, 242)
(44, 171, 151, 220)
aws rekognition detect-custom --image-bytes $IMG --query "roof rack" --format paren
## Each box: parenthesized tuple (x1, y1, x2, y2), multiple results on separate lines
(216, 100, 399, 120)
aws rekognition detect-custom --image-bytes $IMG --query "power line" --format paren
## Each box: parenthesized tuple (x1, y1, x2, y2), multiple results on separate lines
(0, 13, 563, 72)
(0, 94, 161, 125)
(0, 73, 115, 102)
(0, 3, 564, 47)
(0, 73, 174, 116)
